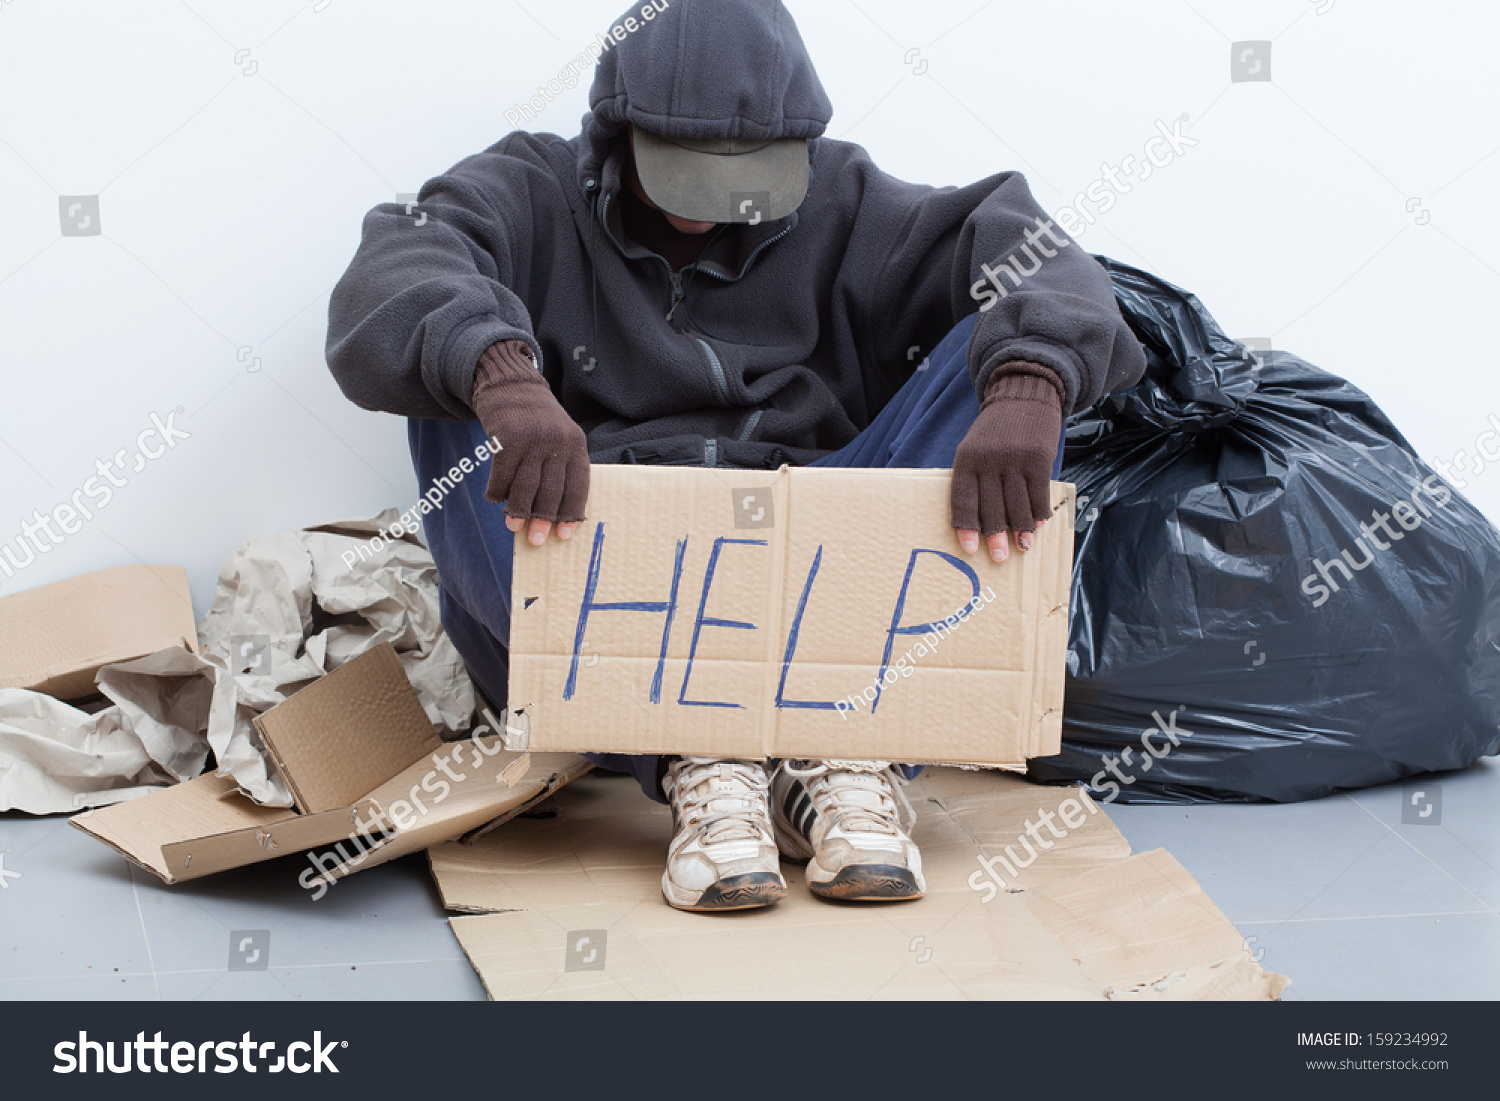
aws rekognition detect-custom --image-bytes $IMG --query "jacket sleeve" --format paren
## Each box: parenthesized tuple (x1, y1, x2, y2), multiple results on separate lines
(325, 137, 554, 422)
(842, 150, 1145, 417)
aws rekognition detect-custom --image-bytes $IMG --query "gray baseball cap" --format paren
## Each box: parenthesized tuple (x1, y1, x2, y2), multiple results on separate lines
(630, 126, 810, 225)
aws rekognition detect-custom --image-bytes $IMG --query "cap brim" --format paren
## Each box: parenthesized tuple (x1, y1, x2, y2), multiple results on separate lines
(631, 129, 809, 224)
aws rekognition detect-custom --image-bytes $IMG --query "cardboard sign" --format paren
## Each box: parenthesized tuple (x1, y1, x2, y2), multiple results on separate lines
(509, 466, 1073, 767)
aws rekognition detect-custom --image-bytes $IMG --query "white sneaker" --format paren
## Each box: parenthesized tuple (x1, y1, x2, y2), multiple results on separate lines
(771, 759, 925, 901)
(661, 757, 787, 912)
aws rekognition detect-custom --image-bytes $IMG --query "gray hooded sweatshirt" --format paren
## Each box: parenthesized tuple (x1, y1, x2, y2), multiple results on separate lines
(326, 0, 1145, 469)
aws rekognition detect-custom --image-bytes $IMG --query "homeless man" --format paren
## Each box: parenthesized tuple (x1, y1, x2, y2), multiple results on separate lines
(326, 0, 1145, 912)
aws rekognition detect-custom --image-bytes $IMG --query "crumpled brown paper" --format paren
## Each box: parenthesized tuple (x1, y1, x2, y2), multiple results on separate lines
(0, 510, 476, 813)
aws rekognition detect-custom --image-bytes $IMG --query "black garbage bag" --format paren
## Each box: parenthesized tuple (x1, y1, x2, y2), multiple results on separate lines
(1028, 258, 1500, 803)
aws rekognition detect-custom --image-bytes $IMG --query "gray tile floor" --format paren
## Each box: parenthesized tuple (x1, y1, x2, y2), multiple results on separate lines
(2, 760, 1496, 1001)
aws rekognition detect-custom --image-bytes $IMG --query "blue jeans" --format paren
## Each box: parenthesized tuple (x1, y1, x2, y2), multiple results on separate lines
(410, 313, 1065, 802)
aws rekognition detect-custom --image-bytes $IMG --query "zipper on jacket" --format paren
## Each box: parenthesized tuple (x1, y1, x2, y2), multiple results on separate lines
(596, 189, 757, 410)
(693, 336, 731, 404)
(737, 408, 764, 442)
(697, 224, 795, 285)
(666, 270, 686, 322)
(704, 439, 718, 467)
(599, 191, 682, 320)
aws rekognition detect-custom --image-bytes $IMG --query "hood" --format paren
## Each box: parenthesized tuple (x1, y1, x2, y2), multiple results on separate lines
(577, 0, 833, 189)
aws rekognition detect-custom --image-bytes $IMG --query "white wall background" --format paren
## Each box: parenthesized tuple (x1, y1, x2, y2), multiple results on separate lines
(2, 0, 1497, 617)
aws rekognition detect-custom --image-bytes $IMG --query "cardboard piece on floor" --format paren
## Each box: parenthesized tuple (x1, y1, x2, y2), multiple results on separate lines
(0, 564, 197, 699)
(433, 769, 1290, 1001)
(71, 642, 592, 883)
(304, 751, 594, 887)
(510, 466, 1073, 768)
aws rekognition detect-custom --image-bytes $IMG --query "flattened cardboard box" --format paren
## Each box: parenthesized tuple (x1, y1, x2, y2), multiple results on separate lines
(511, 466, 1073, 767)
(433, 769, 1291, 1001)
(72, 642, 592, 883)
(0, 563, 198, 699)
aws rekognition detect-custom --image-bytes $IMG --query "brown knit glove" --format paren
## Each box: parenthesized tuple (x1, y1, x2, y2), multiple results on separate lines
(951, 361, 1064, 536)
(471, 340, 590, 523)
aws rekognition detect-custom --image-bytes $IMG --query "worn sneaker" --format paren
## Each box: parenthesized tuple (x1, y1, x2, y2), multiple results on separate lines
(771, 759, 925, 901)
(661, 757, 787, 912)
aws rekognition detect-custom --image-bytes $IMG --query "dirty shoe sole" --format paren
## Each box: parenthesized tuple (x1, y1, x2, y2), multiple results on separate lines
(807, 862, 924, 902)
(661, 871, 787, 912)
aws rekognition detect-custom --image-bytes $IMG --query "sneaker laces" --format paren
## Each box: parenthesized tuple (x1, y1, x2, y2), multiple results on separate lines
(781, 759, 912, 837)
(669, 758, 771, 847)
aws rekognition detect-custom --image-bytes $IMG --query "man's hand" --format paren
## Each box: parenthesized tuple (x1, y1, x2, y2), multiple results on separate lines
(471, 340, 590, 546)
(951, 362, 1064, 562)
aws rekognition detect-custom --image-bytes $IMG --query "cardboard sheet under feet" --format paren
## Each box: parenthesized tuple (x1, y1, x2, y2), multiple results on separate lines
(431, 768, 1290, 1001)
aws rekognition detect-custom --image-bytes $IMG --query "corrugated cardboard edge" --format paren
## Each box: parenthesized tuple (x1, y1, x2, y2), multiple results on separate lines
(1025, 847, 1292, 1001)
(69, 772, 375, 884)
(1031, 483, 1073, 758)
(460, 752, 594, 844)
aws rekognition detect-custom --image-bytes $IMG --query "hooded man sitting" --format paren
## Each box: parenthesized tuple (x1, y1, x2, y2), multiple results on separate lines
(327, 0, 1145, 912)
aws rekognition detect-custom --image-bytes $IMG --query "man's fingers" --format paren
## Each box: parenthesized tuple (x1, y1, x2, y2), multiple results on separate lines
(949, 463, 982, 537)
(1000, 470, 1035, 534)
(528, 456, 568, 524)
(556, 522, 578, 541)
(559, 453, 591, 524)
(526, 517, 553, 545)
(956, 528, 980, 555)
(986, 530, 1010, 563)
(485, 453, 522, 508)
(977, 470, 1009, 541)
(504, 458, 543, 522)
(505, 516, 524, 533)
(1028, 476, 1053, 526)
